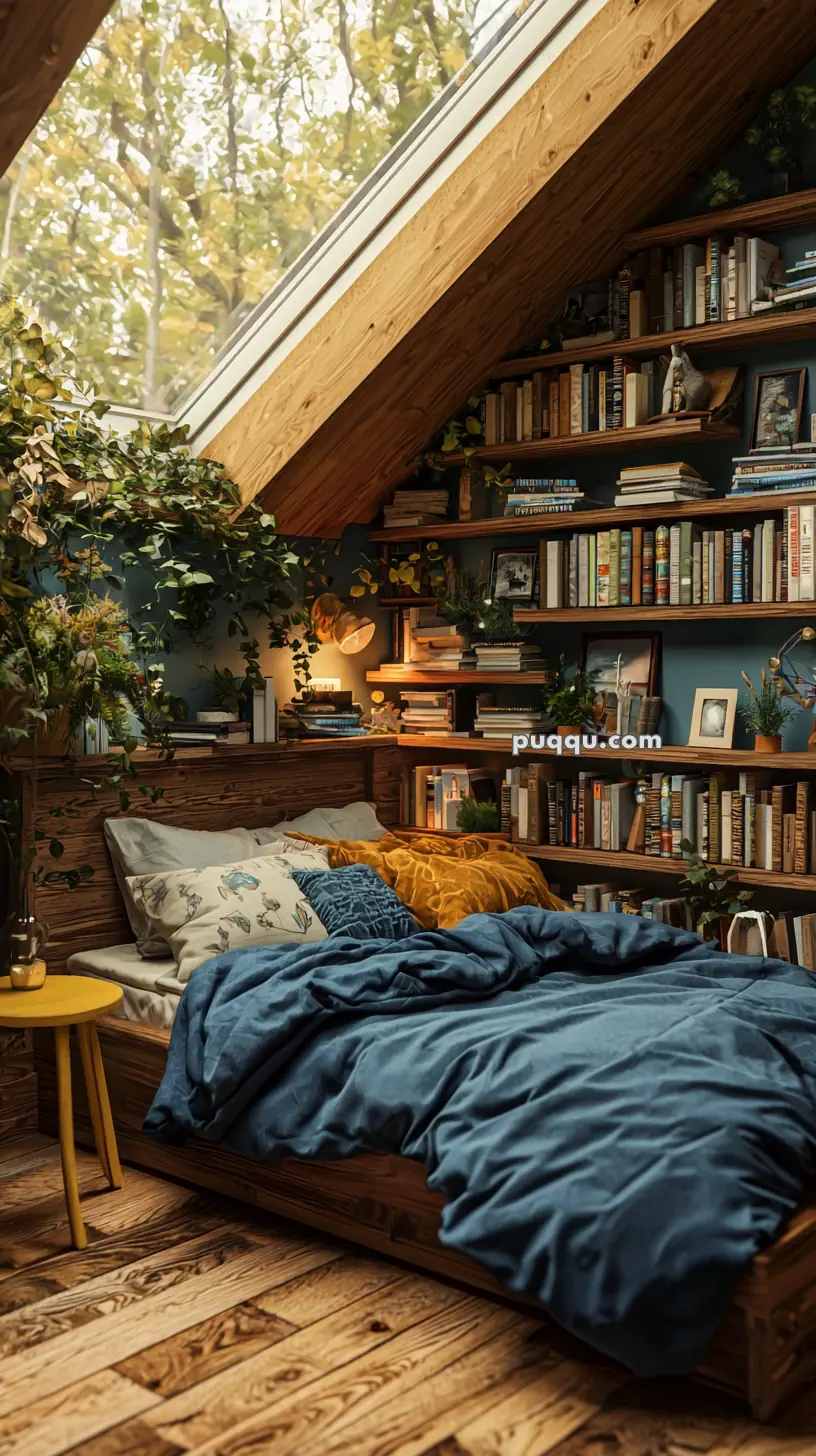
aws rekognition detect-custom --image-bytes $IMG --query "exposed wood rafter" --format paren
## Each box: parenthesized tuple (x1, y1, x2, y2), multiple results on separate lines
(202, 0, 816, 537)
(0, 0, 114, 178)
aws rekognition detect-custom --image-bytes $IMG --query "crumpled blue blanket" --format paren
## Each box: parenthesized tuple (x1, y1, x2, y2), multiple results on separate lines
(145, 907, 816, 1376)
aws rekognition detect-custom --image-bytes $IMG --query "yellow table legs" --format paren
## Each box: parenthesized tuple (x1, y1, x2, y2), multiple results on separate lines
(77, 1023, 123, 1190)
(54, 1025, 87, 1251)
(55, 1022, 124, 1250)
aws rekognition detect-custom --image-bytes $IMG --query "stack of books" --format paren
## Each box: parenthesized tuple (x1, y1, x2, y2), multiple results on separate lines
(501, 479, 586, 516)
(283, 691, 366, 738)
(773, 249, 816, 312)
(731, 443, 816, 496)
(411, 621, 476, 671)
(166, 718, 250, 748)
(473, 640, 545, 673)
(382, 489, 449, 528)
(615, 461, 713, 507)
(398, 688, 479, 735)
(475, 705, 549, 740)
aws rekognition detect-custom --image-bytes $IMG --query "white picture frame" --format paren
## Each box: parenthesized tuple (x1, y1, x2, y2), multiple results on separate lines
(688, 688, 738, 749)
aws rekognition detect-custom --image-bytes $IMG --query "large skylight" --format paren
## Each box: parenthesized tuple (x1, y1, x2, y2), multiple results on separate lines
(0, 0, 518, 415)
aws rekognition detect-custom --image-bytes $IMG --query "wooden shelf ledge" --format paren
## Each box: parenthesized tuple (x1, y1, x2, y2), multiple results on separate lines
(526, 842, 816, 893)
(492, 309, 816, 377)
(623, 187, 816, 252)
(433, 418, 739, 469)
(514, 602, 816, 624)
(396, 734, 816, 770)
(370, 492, 816, 544)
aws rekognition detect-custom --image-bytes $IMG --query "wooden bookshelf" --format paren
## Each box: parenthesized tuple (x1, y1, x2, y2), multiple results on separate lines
(623, 187, 816, 251)
(514, 602, 816, 625)
(525, 842, 816, 893)
(367, 671, 552, 686)
(491, 309, 816, 377)
(397, 734, 816, 771)
(432, 418, 739, 469)
(369, 492, 816, 544)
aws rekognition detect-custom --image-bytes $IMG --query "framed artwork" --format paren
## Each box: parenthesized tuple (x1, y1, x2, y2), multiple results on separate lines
(489, 547, 538, 604)
(688, 688, 738, 749)
(579, 632, 661, 695)
(750, 368, 806, 451)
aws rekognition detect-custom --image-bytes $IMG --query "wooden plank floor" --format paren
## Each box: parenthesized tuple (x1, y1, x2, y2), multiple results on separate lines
(0, 1136, 814, 1456)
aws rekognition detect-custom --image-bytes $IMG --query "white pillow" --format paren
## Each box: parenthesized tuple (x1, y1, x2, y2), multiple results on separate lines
(252, 801, 388, 845)
(126, 847, 328, 984)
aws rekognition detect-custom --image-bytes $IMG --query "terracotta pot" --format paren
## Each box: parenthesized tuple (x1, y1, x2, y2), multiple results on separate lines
(754, 733, 781, 754)
(557, 724, 582, 737)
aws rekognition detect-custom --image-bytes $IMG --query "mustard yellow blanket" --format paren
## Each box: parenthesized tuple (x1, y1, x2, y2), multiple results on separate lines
(291, 831, 565, 930)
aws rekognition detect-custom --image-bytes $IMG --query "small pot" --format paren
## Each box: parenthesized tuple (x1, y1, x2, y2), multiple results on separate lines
(557, 724, 582, 737)
(755, 733, 781, 754)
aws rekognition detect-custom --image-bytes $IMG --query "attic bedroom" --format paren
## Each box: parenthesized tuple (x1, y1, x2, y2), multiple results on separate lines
(3, 0, 816, 1451)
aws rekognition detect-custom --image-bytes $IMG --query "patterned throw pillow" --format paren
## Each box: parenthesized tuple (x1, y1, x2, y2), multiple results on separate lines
(127, 848, 329, 983)
(292, 865, 420, 941)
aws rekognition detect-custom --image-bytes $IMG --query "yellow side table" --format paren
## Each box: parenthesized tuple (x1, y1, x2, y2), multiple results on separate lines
(0, 975, 124, 1249)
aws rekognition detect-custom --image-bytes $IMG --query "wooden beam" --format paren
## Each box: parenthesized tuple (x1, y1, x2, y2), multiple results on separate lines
(203, 0, 814, 537)
(0, 1, 114, 175)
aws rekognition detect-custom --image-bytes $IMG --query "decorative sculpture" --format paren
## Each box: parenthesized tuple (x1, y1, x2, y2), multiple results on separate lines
(770, 626, 816, 750)
(661, 345, 712, 416)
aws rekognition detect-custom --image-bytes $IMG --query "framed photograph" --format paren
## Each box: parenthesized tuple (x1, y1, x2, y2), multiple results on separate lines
(579, 632, 661, 695)
(688, 688, 738, 749)
(490, 548, 537, 604)
(750, 368, 807, 451)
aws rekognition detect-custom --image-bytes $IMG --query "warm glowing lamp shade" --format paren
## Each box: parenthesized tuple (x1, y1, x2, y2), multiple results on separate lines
(312, 594, 376, 655)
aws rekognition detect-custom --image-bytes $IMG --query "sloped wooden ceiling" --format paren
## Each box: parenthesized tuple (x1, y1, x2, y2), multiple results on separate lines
(0, 1, 114, 175)
(206, 0, 816, 538)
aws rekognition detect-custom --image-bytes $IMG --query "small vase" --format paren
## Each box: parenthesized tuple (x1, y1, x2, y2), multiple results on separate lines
(4, 885, 48, 991)
(755, 733, 781, 754)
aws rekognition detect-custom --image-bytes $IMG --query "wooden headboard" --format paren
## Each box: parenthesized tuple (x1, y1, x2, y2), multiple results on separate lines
(9, 738, 403, 973)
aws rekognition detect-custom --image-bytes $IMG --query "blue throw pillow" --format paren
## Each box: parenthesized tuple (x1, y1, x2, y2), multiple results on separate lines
(292, 865, 420, 941)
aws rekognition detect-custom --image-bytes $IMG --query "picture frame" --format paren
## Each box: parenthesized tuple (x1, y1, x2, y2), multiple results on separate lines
(750, 367, 807, 451)
(489, 547, 538, 604)
(579, 631, 661, 696)
(688, 688, 739, 749)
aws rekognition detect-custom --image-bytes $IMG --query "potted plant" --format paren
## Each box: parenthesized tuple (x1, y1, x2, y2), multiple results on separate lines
(679, 839, 753, 948)
(456, 795, 499, 834)
(739, 669, 792, 753)
(202, 666, 245, 722)
(433, 564, 488, 638)
(745, 85, 816, 194)
(544, 666, 600, 735)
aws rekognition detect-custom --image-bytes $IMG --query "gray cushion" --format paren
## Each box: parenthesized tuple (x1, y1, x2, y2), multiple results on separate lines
(251, 801, 389, 845)
(104, 818, 259, 958)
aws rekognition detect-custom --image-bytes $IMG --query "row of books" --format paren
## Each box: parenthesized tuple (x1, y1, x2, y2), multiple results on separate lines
(398, 688, 481, 735)
(538, 507, 816, 609)
(483, 357, 668, 443)
(402, 763, 497, 830)
(569, 890, 816, 969)
(383, 488, 449, 528)
(731, 442, 816, 496)
(502, 767, 816, 876)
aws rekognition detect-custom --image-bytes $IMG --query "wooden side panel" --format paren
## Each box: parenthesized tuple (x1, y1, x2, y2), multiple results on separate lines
(0, 2, 115, 175)
(17, 741, 399, 973)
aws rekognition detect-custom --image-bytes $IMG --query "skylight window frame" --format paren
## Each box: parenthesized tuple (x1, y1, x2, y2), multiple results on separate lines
(178, 0, 604, 452)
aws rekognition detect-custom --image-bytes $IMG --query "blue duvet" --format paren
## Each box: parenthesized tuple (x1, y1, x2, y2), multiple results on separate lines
(145, 908, 816, 1375)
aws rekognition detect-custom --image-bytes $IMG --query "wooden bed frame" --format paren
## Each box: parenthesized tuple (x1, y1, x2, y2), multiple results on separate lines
(14, 739, 816, 1422)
